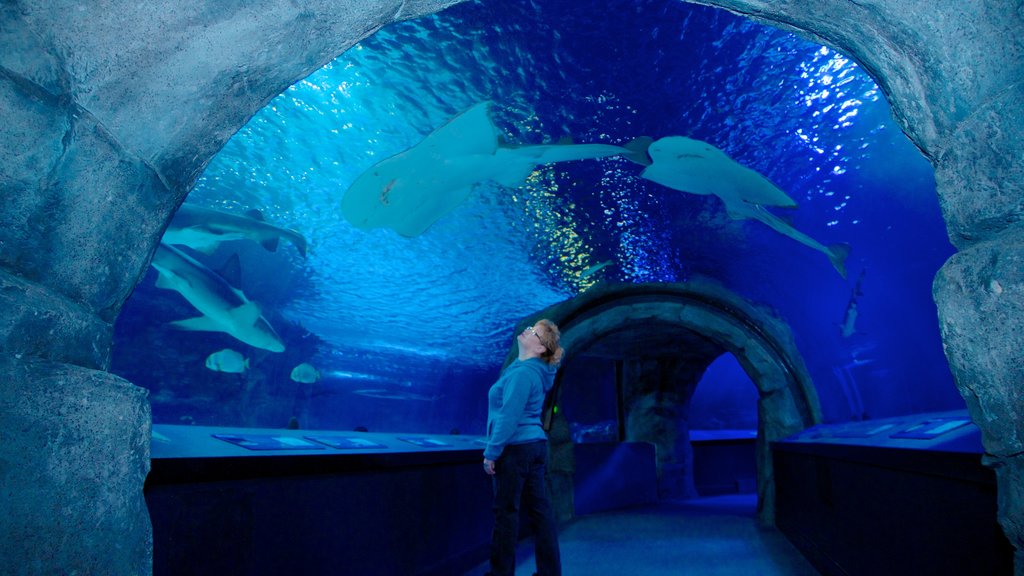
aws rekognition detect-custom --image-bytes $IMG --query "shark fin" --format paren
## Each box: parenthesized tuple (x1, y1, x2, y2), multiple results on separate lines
(234, 301, 264, 325)
(168, 315, 221, 332)
(828, 243, 852, 279)
(623, 136, 654, 166)
(217, 254, 243, 287)
(722, 197, 755, 220)
(289, 233, 308, 258)
(261, 238, 280, 253)
(153, 268, 179, 290)
(419, 101, 499, 159)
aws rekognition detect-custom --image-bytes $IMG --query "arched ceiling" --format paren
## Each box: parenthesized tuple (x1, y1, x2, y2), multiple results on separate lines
(576, 322, 721, 361)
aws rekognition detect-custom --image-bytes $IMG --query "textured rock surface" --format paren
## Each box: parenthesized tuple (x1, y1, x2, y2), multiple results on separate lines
(0, 356, 152, 575)
(621, 357, 705, 500)
(0, 269, 113, 370)
(934, 232, 1024, 457)
(934, 230, 1024, 566)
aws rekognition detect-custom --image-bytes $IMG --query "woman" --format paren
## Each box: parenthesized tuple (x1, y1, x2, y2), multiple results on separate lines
(483, 319, 564, 576)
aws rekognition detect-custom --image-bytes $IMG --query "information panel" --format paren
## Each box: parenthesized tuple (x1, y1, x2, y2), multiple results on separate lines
(212, 434, 326, 451)
(305, 436, 388, 449)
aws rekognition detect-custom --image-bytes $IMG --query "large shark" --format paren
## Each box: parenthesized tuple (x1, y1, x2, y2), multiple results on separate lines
(640, 136, 850, 278)
(341, 101, 651, 237)
(163, 203, 308, 257)
(150, 242, 286, 352)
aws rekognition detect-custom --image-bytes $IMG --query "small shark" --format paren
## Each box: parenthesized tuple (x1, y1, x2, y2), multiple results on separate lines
(640, 136, 850, 278)
(351, 388, 440, 401)
(580, 259, 614, 279)
(840, 298, 859, 339)
(840, 269, 866, 338)
(150, 242, 286, 352)
(841, 341, 877, 368)
(163, 203, 308, 257)
(341, 101, 652, 237)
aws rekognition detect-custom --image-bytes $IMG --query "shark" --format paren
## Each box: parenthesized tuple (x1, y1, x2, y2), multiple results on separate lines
(840, 268, 866, 338)
(150, 242, 286, 352)
(341, 101, 652, 237)
(163, 203, 308, 257)
(639, 136, 850, 278)
(580, 259, 615, 279)
(351, 388, 441, 401)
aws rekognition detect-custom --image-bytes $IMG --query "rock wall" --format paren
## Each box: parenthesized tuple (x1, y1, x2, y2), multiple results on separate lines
(621, 357, 706, 500)
(0, 357, 151, 575)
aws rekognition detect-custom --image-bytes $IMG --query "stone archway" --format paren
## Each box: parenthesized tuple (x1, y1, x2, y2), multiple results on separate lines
(506, 281, 821, 525)
(1, 1, 1021, 574)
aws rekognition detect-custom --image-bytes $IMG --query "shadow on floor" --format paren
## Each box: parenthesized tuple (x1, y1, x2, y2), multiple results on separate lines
(464, 494, 820, 576)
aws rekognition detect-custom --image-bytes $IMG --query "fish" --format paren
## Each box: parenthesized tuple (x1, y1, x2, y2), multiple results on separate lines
(341, 101, 652, 237)
(640, 136, 849, 278)
(290, 362, 321, 384)
(150, 242, 286, 352)
(840, 269, 866, 338)
(351, 389, 440, 401)
(163, 203, 308, 257)
(205, 348, 249, 373)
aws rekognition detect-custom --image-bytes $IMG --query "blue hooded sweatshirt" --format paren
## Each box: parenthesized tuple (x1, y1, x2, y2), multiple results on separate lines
(483, 357, 559, 461)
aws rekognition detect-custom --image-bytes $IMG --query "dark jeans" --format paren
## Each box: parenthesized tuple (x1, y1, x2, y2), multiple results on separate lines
(489, 440, 561, 576)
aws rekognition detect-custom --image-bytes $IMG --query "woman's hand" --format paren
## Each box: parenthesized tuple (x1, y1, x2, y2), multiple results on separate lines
(483, 458, 496, 475)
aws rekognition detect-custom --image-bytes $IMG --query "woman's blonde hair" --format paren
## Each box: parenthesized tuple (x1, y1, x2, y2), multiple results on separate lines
(534, 319, 564, 366)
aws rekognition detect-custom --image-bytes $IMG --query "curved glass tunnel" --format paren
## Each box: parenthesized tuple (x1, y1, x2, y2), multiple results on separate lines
(113, 1, 1008, 575)
(113, 0, 963, 442)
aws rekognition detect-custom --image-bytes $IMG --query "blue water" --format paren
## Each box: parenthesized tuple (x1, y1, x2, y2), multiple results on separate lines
(113, 0, 962, 434)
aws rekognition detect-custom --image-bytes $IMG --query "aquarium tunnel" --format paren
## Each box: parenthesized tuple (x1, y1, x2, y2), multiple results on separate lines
(1, 1, 1021, 575)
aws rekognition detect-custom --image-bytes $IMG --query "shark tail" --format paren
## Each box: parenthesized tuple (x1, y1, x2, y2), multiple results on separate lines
(260, 229, 308, 258)
(828, 243, 852, 279)
(622, 136, 654, 166)
(287, 231, 308, 258)
(244, 209, 307, 257)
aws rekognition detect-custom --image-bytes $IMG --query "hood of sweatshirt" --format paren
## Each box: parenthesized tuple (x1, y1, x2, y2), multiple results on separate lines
(517, 357, 559, 393)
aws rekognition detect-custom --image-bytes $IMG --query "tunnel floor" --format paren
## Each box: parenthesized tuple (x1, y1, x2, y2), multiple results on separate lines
(464, 494, 820, 575)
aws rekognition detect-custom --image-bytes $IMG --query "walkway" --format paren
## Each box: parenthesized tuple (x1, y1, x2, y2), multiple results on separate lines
(464, 494, 820, 576)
